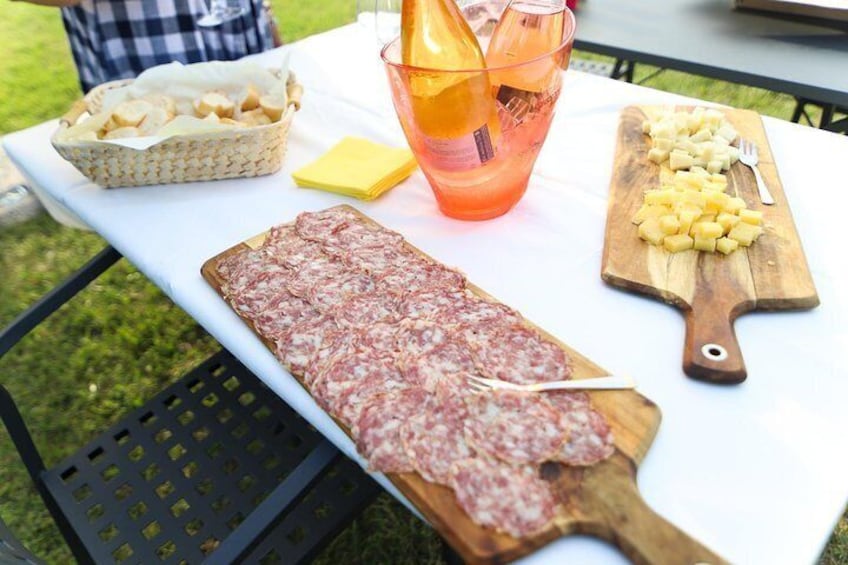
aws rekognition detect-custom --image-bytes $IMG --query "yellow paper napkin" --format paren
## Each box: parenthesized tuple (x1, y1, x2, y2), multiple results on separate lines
(292, 137, 417, 200)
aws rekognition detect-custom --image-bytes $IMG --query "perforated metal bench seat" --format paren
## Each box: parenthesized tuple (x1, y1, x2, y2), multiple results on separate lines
(32, 350, 380, 564)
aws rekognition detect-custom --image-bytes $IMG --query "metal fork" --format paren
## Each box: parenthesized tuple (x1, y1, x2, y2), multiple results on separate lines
(466, 374, 636, 393)
(737, 139, 775, 205)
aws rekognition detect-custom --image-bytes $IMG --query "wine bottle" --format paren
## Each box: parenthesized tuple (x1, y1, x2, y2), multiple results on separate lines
(400, 0, 500, 172)
(486, 0, 568, 120)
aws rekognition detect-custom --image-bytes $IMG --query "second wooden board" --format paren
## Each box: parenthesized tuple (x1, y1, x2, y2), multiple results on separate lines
(602, 106, 818, 384)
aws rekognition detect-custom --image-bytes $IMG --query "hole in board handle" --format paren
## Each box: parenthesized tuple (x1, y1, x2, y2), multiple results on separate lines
(701, 343, 728, 362)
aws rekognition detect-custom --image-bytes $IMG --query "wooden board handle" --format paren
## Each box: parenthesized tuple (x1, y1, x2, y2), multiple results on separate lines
(550, 454, 728, 565)
(682, 291, 748, 384)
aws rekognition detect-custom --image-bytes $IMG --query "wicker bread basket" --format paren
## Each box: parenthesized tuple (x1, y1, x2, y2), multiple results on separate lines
(51, 71, 303, 188)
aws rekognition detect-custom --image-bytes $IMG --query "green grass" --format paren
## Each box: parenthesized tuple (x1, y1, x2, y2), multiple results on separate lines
(0, 3, 845, 564)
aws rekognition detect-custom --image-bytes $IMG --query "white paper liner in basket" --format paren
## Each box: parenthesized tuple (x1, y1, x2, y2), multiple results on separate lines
(51, 62, 303, 189)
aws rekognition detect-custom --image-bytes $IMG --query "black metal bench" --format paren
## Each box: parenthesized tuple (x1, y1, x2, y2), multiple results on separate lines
(0, 246, 381, 564)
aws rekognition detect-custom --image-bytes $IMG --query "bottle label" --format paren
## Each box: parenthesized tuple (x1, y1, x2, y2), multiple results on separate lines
(419, 124, 495, 172)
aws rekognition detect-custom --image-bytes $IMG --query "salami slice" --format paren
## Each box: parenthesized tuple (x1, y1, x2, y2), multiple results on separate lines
(295, 208, 358, 242)
(464, 390, 566, 464)
(229, 269, 293, 318)
(306, 271, 376, 312)
(469, 324, 571, 385)
(342, 245, 418, 277)
(312, 351, 411, 427)
(262, 224, 327, 269)
(545, 392, 615, 466)
(399, 390, 474, 484)
(377, 261, 466, 294)
(324, 222, 404, 257)
(394, 320, 452, 365)
(449, 457, 556, 538)
(252, 291, 320, 340)
(286, 255, 346, 297)
(443, 295, 523, 328)
(354, 388, 430, 473)
(302, 329, 356, 386)
(332, 291, 401, 328)
(398, 289, 471, 321)
(274, 314, 339, 377)
(352, 323, 401, 358)
(217, 248, 288, 295)
(401, 339, 477, 391)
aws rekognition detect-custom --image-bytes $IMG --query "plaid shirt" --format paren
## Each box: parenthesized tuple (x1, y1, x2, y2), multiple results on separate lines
(61, 0, 275, 93)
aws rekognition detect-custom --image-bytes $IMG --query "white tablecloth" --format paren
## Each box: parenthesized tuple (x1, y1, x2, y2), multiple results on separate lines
(6, 23, 848, 565)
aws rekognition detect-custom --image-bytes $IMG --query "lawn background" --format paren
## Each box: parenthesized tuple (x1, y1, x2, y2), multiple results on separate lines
(0, 1, 845, 563)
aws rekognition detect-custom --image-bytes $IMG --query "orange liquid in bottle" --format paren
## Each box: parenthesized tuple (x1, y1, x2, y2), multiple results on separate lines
(400, 0, 500, 174)
(486, 0, 567, 94)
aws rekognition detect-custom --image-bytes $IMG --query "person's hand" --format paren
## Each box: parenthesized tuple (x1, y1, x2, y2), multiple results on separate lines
(10, 0, 82, 6)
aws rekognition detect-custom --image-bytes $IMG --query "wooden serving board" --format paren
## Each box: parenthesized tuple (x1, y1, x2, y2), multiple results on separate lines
(602, 106, 818, 384)
(202, 205, 726, 564)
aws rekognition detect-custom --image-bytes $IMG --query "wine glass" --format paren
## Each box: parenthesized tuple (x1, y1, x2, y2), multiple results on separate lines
(356, 0, 402, 45)
(198, 0, 247, 27)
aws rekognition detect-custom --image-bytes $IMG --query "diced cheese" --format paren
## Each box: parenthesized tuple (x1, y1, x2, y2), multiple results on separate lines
(739, 209, 763, 225)
(716, 237, 739, 255)
(692, 221, 724, 239)
(728, 223, 763, 247)
(659, 215, 681, 235)
(638, 218, 666, 245)
(664, 234, 694, 252)
(693, 236, 717, 253)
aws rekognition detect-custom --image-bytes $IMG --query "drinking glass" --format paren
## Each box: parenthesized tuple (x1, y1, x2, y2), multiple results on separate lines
(356, 0, 402, 45)
(381, 1, 576, 220)
(198, 0, 246, 27)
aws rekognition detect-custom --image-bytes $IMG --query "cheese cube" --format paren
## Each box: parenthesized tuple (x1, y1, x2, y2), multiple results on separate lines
(674, 138, 698, 154)
(728, 223, 764, 246)
(632, 204, 671, 225)
(681, 190, 707, 209)
(706, 160, 723, 174)
(716, 237, 739, 255)
(654, 138, 674, 152)
(664, 234, 694, 253)
(693, 221, 724, 239)
(638, 218, 666, 246)
(691, 128, 712, 143)
(659, 215, 681, 235)
(705, 191, 730, 214)
(694, 236, 717, 253)
(669, 152, 695, 171)
(739, 209, 763, 225)
(715, 124, 738, 144)
(716, 212, 741, 234)
(678, 210, 700, 235)
(723, 197, 747, 214)
(648, 148, 670, 164)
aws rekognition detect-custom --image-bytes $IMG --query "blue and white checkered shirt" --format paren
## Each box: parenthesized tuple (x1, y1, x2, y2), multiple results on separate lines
(61, 0, 275, 93)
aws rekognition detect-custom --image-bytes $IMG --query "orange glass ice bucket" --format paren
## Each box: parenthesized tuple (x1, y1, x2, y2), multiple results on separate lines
(381, 3, 576, 220)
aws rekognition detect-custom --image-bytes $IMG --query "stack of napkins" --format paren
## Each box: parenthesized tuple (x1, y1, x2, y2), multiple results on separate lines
(292, 137, 418, 200)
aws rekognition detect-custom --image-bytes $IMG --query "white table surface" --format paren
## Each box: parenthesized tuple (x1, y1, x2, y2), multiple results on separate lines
(6, 23, 848, 565)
